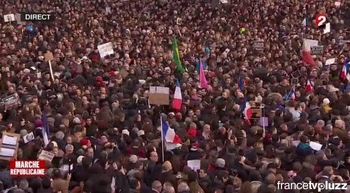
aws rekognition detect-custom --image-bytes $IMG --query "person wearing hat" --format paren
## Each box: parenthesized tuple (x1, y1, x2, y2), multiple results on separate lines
(186, 141, 202, 161)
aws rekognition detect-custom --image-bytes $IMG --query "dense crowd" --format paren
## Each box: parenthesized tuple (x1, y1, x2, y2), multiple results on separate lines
(0, 0, 350, 192)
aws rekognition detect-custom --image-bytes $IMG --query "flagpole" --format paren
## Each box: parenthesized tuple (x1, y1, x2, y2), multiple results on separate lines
(160, 116, 165, 162)
(261, 105, 265, 131)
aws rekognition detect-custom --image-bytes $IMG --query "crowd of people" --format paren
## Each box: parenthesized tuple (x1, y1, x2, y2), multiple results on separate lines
(0, 0, 350, 192)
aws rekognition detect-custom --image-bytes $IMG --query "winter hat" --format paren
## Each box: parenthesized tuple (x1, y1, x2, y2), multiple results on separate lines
(190, 142, 199, 151)
(188, 127, 197, 137)
(35, 119, 43, 127)
(137, 130, 145, 136)
(73, 117, 81, 124)
(129, 155, 138, 164)
(96, 76, 103, 82)
(122, 129, 130, 136)
(80, 139, 90, 147)
(216, 158, 226, 168)
(77, 156, 84, 164)
(51, 141, 58, 148)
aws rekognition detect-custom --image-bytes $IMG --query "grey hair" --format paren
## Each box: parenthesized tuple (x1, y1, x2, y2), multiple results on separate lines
(177, 182, 189, 192)
(65, 144, 74, 151)
(18, 179, 29, 190)
(55, 131, 65, 140)
(163, 186, 175, 193)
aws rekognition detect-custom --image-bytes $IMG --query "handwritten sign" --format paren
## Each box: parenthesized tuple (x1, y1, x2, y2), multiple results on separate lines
(149, 86, 170, 105)
(253, 41, 264, 51)
(38, 150, 55, 162)
(311, 46, 324, 55)
(2, 94, 18, 107)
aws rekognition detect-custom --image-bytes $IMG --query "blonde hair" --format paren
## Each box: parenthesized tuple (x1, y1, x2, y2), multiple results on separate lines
(254, 140, 264, 151)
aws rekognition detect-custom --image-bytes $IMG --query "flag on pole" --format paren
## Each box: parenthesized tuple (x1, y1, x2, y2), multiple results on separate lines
(340, 61, 350, 81)
(42, 112, 50, 147)
(199, 61, 208, 89)
(301, 18, 307, 26)
(302, 39, 318, 67)
(172, 37, 185, 74)
(285, 86, 296, 101)
(305, 79, 314, 93)
(241, 100, 252, 125)
(172, 79, 182, 111)
(238, 76, 244, 90)
(161, 118, 182, 144)
(196, 61, 207, 72)
(205, 47, 210, 54)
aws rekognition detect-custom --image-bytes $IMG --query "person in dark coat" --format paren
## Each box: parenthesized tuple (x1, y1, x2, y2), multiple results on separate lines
(296, 135, 313, 161)
(144, 151, 162, 186)
(186, 142, 202, 160)
(158, 161, 177, 188)
(37, 177, 52, 193)
(72, 156, 92, 183)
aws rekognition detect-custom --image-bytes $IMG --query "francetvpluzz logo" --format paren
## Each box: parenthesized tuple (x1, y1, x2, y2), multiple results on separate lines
(277, 181, 347, 192)
(21, 13, 55, 21)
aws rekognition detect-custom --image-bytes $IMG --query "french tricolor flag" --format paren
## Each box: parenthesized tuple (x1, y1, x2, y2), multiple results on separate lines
(285, 86, 296, 101)
(172, 79, 182, 111)
(306, 79, 314, 93)
(242, 101, 252, 125)
(302, 39, 317, 67)
(42, 112, 50, 147)
(340, 61, 350, 81)
(161, 118, 181, 144)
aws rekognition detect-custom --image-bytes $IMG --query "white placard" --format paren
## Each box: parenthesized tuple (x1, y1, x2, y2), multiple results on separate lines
(149, 86, 169, 94)
(2, 135, 17, 146)
(106, 7, 111, 13)
(97, 42, 114, 58)
(38, 150, 55, 162)
(187, 160, 201, 171)
(15, 13, 25, 25)
(0, 148, 15, 157)
(220, 0, 228, 3)
(304, 39, 319, 47)
(323, 23, 331, 34)
(4, 14, 15, 22)
(309, 141, 322, 151)
(325, 58, 336, 66)
(23, 132, 35, 144)
(149, 86, 170, 105)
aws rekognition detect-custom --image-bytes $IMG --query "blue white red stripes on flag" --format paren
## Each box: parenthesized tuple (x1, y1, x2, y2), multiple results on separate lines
(172, 79, 182, 111)
(340, 61, 350, 81)
(305, 79, 314, 93)
(161, 117, 181, 144)
(241, 100, 252, 125)
(42, 112, 50, 147)
(285, 86, 296, 101)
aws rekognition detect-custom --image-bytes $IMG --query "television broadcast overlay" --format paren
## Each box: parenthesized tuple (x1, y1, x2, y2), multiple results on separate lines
(9, 160, 46, 177)
(21, 13, 54, 22)
(315, 13, 327, 28)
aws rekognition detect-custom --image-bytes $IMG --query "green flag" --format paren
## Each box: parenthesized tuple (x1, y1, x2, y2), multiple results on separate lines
(172, 37, 185, 74)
